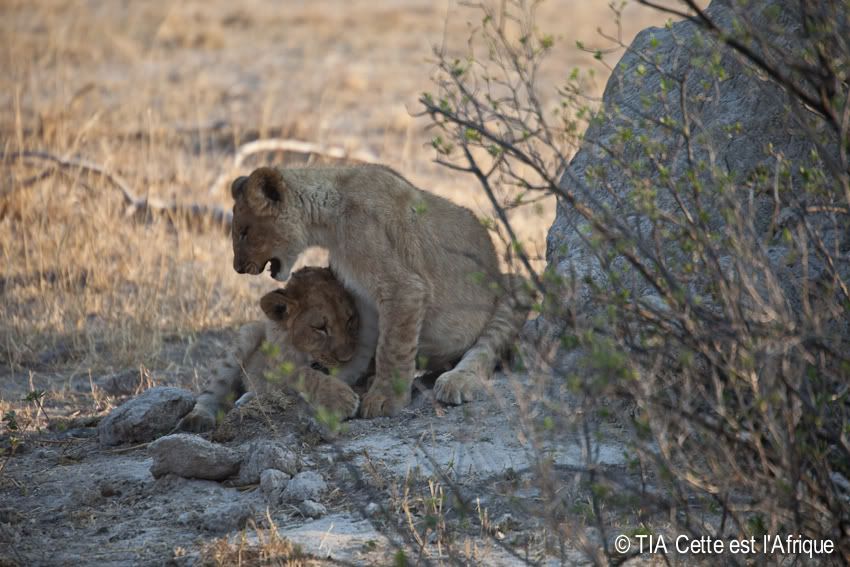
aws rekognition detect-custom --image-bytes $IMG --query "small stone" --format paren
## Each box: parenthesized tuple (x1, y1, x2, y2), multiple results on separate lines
(176, 511, 199, 525)
(34, 447, 54, 460)
(237, 440, 298, 485)
(101, 369, 144, 396)
(282, 471, 327, 503)
(298, 500, 327, 519)
(260, 469, 290, 505)
(149, 434, 241, 480)
(495, 513, 517, 532)
(364, 502, 381, 517)
(234, 391, 256, 407)
(98, 387, 195, 446)
(200, 501, 254, 533)
(99, 482, 119, 498)
(0, 508, 23, 525)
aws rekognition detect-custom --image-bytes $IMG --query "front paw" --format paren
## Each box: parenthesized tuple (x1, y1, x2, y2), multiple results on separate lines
(434, 368, 481, 405)
(175, 405, 217, 432)
(315, 382, 360, 420)
(360, 386, 411, 418)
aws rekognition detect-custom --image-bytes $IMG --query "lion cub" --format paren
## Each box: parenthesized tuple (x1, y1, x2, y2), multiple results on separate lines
(229, 165, 532, 417)
(178, 267, 363, 432)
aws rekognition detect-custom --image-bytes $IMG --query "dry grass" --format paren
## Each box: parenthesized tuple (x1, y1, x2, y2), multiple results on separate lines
(0, 0, 677, 410)
(197, 514, 313, 566)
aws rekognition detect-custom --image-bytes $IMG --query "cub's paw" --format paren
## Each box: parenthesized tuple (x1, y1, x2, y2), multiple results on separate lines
(175, 405, 217, 433)
(434, 368, 482, 405)
(314, 380, 360, 420)
(360, 385, 411, 419)
(234, 391, 257, 408)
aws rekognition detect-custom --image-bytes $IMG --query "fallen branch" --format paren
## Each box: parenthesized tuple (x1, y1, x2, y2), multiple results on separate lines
(9, 168, 58, 193)
(106, 442, 151, 454)
(2, 150, 232, 230)
(206, 138, 380, 196)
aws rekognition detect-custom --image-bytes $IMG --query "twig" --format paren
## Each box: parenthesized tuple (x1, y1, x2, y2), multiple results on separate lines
(2, 150, 233, 229)
(4, 168, 57, 195)
(0, 455, 11, 480)
(106, 441, 150, 454)
(206, 138, 380, 196)
(457, 145, 546, 295)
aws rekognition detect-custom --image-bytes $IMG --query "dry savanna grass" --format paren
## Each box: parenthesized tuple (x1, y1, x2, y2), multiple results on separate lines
(1, 0, 678, 416)
(197, 514, 314, 566)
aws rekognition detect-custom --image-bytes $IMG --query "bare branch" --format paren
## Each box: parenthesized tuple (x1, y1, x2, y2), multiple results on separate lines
(2, 150, 232, 229)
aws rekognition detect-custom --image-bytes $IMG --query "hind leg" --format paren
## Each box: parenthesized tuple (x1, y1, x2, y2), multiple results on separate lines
(435, 274, 532, 405)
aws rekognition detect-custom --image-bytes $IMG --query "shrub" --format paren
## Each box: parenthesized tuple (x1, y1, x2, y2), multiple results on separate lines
(422, 0, 850, 561)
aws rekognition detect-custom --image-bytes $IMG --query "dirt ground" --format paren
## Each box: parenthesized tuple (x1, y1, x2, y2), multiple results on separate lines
(1, 1, 681, 564)
(1, 371, 637, 565)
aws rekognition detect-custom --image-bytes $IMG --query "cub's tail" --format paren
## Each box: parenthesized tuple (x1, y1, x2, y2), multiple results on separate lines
(476, 273, 534, 366)
(434, 274, 535, 404)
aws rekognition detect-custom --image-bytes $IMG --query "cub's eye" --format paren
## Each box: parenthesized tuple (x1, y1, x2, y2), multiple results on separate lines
(239, 227, 248, 241)
(347, 315, 357, 332)
(312, 323, 328, 337)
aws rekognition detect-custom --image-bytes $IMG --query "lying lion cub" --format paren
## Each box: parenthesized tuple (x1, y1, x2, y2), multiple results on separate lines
(178, 267, 363, 432)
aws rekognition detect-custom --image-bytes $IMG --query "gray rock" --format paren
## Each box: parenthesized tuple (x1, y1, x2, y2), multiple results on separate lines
(200, 501, 255, 533)
(148, 433, 241, 480)
(282, 471, 327, 503)
(237, 440, 299, 485)
(234, 391, 256, 407)
(98, 387, 195, 446)
(176, 511, 198, 526)
(298, 500, 327, 519)
(100, 369, 144, 396)
(259, 468, 290, 505)
(364, 502, 381, 517)
(541, 0, 840, 331)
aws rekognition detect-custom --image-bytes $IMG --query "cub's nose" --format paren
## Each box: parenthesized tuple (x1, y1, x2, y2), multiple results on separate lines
(234, 260, 247, 274)
(335, 345, 356, 363)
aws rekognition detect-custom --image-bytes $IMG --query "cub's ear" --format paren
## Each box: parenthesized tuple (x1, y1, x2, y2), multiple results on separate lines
(230, 176, 249, 200)
(260, 289, 296, 322)
(244, 167, 284, 215)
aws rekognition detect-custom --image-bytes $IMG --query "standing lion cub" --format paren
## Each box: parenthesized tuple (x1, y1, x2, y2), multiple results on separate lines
(230, 165, 531, 418)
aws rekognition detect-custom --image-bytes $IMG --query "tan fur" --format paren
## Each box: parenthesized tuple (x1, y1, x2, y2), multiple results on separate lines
(229, 165, 533, 417)
(177, 267, 361, 432)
